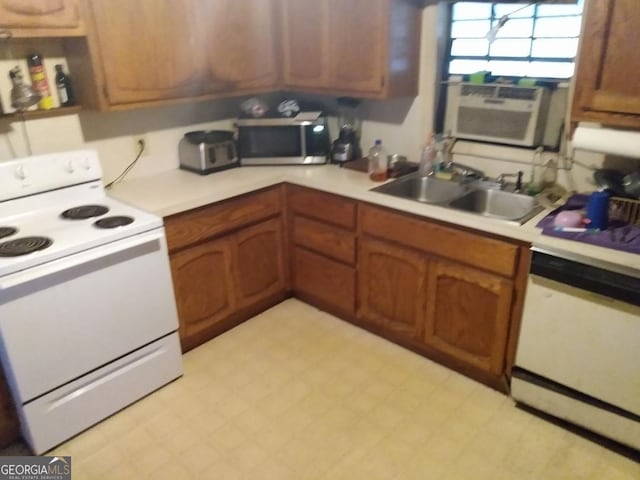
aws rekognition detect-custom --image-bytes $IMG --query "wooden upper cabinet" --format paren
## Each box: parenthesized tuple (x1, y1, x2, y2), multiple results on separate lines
(89, 0, 204, 105)
(199, 0, 279, 92)
(281, 0, 421, 98)
(87, 0, 278, 107)
(423, 260, 513, 376)
(281, 0, 329, 88)
(572, 0, 640, 128)
(327, 0, 385, 94)
(0, 0, 79, 29)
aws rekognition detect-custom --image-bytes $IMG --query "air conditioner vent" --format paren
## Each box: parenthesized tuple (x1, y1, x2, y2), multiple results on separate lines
(460, 84, 497, 97)
(497, 86, 537, 101)
(450, 83, 551, 147)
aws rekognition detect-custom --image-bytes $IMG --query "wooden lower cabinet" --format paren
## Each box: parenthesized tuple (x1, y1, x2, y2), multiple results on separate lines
(292, 247, 355, 317)
(166, 188, 287, 351)
(171, 218, 287, 351)
(232, 218, 286, 311)
(423, 260, 514, 376)
(358, 237, 427, 340)
(357, 203, 525, 390)
(287, 185, 357, 318)
(170, 237, 236, 345)
(166, 185, 527, 391)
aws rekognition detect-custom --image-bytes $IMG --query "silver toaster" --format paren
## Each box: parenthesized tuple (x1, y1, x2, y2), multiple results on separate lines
(178, 130, 239, 174)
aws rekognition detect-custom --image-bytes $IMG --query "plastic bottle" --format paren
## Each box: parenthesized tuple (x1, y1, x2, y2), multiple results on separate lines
(419, 133, 436, 176)
(368, 139, 389, 182)
(541, 158, 558, 188)
(527, 147, 544, 196)
(26, 54, 53, 110)
(54, 64, 75, 107)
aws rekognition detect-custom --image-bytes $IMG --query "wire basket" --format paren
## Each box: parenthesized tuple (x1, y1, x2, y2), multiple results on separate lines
(610, 197, 640, 225)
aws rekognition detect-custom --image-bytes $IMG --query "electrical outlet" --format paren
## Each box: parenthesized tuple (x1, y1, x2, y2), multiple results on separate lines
(133, 135, 148, 157)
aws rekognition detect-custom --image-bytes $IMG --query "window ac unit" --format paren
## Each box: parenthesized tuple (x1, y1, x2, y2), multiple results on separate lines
(450, 83, 551, 147)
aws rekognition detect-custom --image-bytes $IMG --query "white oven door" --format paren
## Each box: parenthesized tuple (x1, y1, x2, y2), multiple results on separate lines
(0, 228, 179, 403)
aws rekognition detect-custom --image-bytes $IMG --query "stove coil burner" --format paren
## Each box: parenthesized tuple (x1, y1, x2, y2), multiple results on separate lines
(62, 205, 110, 220)
(0, 236, 52, 257)
(0, 227, 17, 240)
(94, 216, 134, 229)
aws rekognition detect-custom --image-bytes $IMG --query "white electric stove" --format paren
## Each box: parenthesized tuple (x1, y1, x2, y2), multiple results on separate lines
(0, 150, 183, 454)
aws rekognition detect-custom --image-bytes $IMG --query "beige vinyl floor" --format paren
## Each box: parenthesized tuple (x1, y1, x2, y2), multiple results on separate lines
(3, 299, 639, 479)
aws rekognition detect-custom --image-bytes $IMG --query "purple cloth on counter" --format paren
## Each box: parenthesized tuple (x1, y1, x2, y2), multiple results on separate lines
(537, 194, 640, 254)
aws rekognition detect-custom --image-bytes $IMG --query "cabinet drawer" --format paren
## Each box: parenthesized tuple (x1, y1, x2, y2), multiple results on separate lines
(293, 247, 355, 315)
(360, 204, 519, 277)
(287, 185, 357, 229)
(292, 215, 355, 264)
(165, 187, 281, 251)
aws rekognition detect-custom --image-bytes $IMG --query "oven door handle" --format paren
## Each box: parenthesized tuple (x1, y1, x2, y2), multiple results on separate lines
(0, 229, 165, 291)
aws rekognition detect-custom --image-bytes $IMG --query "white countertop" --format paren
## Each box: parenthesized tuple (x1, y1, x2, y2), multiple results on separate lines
(108, 164, 640, 271)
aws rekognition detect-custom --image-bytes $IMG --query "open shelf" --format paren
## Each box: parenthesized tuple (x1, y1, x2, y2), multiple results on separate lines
(0, 105, 81, 120)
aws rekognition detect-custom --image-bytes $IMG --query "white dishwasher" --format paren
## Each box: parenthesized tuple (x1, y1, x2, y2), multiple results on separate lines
(511, 245, 640, 450)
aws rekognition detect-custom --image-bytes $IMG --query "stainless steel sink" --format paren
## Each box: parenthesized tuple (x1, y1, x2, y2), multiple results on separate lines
(371, 172, 470, 204)
(371, 173, 542, 224)
(448, 188, 543, 223)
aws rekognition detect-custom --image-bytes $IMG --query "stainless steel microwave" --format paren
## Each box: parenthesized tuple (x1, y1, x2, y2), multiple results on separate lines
(236, 112, 330, 165)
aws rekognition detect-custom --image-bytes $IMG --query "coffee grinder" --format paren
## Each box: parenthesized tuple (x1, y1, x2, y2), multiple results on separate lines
(331, 97, 362, 164)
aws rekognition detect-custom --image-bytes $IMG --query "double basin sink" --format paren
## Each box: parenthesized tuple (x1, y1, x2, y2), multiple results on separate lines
(372, 172, 542, 225)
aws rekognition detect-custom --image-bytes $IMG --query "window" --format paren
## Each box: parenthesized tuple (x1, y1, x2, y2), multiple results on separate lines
(448, 0, 584, 79)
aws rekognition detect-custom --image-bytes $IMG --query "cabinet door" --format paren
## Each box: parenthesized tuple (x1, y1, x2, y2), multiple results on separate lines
(232, 218, 286, 310)
(198, 0, 278, 92)
(281, 0, 329, 88)
(90, 0, 204, 104)
(293, 247, 356, 316)
(423, 260, 513, 375)
(327, 0, 385, 93)
(170, 237, 235, 346)
(358, 238, 427, 339)
(572, 0, 640, 126)
(0, 0, 78, 28)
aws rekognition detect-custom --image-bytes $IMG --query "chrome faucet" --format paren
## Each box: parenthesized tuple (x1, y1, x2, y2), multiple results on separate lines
(446, 161, 485, 180)
(496, 171, 524, 191)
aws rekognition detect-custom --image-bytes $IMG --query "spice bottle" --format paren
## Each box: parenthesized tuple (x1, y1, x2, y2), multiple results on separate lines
(26, 54, 54, 110)
(54, 64, 75, 107)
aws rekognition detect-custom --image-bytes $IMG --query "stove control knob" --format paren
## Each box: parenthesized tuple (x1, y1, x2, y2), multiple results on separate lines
(64, 160, 75, 173)
(81, 158, 92, 171)
(15, 165, 27, 180)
